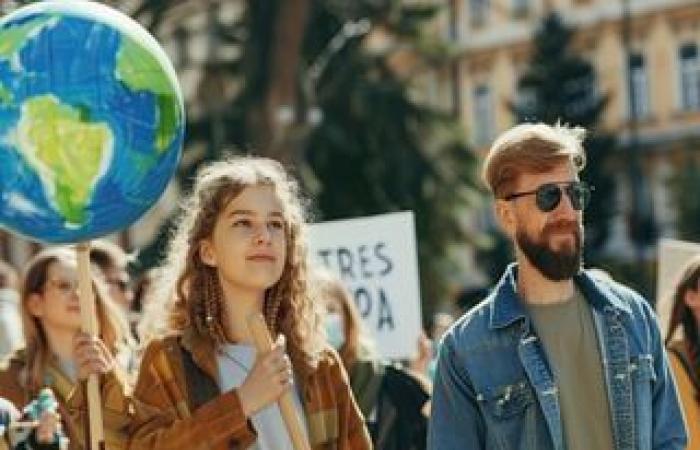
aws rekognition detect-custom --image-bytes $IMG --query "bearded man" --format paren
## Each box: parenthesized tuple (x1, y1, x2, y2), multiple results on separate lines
(428, 123, 687, 450)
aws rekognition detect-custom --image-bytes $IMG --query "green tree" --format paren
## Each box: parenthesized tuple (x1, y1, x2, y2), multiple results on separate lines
(300, 1, 481, 318)
(511, 12, 617, 256)
(129, 0, 481, 319)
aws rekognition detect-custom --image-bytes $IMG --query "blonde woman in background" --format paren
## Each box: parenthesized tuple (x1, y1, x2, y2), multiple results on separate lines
(0, 247, 133, 450)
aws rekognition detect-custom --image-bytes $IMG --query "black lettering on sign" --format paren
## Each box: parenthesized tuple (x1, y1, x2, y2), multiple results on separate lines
(377, 288, 395, 331)
(358, 244, 372, 279)
(374, 242, 393, 276)
(318, 249, 333, 268)
(337, 247, 355, 280)
(353, 287, 372, 318)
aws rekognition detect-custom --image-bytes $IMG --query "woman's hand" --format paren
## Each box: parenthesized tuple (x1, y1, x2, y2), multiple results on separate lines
(73, 332, 116, 380)
(237, 335, 293, 416)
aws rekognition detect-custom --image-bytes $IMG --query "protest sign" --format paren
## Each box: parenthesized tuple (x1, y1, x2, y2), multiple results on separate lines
(308, 211, 422, 359)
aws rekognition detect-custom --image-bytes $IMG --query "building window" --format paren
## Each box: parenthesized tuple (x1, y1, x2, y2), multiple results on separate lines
(679, 43, 700, 111)
(468, 0, 489, 27)
(628, 52, 649, 119)
(512, 0, 529, 18)
(473, 85, 494, 146)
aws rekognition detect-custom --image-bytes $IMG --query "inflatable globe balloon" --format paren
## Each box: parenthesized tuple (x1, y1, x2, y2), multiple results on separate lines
(0, 1, 184, 243)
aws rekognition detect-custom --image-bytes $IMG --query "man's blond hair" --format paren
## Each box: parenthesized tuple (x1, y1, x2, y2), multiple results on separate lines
(482, 122, 587, 198)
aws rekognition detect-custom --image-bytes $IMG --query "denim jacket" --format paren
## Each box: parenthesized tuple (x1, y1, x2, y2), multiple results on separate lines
(428, 264, 688, 450)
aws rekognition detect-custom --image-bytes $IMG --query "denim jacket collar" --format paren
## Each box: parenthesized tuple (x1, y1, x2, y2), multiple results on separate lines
(489, 263, 633, 330)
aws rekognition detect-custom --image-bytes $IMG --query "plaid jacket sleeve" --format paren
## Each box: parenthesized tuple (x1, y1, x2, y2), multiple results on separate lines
(127, 339, 256, 450)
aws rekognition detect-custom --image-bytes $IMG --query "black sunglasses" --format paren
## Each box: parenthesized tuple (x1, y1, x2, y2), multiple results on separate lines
(504, 181, 593, 212)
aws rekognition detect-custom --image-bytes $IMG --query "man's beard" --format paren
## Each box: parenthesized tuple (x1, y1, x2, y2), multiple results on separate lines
(516, 220, 583, 281)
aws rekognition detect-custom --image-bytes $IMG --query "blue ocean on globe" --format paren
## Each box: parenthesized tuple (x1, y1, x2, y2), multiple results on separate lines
(0, 1, 184, 243)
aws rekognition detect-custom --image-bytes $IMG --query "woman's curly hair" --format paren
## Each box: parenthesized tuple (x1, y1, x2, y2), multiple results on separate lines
(141, 156, 324, 376)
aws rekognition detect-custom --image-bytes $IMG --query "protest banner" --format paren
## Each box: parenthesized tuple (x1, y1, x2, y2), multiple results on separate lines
(308, 211, 422, 359)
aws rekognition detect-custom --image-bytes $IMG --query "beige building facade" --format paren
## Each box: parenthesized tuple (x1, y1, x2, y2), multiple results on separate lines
(425, 0, 700, 259)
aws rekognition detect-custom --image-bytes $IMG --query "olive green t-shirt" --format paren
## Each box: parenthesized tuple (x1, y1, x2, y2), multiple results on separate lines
(528, 289, 615, 450)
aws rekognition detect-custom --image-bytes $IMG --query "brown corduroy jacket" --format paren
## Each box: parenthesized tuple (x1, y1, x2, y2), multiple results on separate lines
(128, 330, 372, 450)
(0, 350, 131, 450)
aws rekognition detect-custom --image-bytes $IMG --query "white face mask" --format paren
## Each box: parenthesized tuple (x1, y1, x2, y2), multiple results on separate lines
(325, 312, 345, 350)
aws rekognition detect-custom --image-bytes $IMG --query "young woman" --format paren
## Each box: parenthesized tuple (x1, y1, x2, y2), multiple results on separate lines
(665, 254, 700, 448)
(0, 247, 132, 450)
(130, 157, 371, 450)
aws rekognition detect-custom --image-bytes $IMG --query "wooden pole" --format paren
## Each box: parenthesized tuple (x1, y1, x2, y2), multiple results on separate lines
(75, 243, 105, 450)
(247, 313, 310, 450)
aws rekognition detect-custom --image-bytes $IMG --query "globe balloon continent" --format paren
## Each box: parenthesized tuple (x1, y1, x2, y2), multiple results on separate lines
(0, 1, 184, 243)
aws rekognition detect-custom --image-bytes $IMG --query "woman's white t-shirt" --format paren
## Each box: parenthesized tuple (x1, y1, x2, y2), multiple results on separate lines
(216, 343, 307, 450)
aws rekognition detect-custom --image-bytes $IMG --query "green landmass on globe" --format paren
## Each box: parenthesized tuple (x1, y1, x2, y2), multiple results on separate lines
(0, 16, 53, 62)
(116, 38, 180, 153)
(17, 95, 112, 226)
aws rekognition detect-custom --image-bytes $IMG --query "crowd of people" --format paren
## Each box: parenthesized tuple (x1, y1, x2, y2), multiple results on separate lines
(0, 122, 697, 449)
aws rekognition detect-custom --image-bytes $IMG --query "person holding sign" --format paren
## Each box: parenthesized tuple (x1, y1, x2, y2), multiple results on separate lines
(428, 123, 687, 449)
(665, 254, 700, 448)
(129, 157, 370, 450)
(0, 247, 133, 450)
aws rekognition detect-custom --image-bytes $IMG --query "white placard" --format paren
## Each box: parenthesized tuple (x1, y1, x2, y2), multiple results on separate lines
(307, 211, 422, 360)
(656, 238, 700, 341)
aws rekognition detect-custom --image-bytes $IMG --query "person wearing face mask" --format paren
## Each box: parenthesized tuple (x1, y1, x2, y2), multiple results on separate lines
(316, 269, 430, 450)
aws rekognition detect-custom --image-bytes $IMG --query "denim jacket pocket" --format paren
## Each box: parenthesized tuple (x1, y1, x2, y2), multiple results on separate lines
(486, 380, 536, 418)
(479, 380, 543, 450)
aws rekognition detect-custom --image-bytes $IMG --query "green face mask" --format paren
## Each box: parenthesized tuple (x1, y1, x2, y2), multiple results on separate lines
(325, 312, 345, 350)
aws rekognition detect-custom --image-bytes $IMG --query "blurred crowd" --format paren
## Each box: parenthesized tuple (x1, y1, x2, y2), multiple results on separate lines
(0, 148, 697, 450)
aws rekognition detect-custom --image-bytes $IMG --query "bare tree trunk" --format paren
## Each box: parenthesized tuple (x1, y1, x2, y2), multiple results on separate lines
(249, 0, 310, 164)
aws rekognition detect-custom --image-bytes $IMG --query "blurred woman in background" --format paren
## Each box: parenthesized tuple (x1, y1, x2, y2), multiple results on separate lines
(316, 269, 430, 450)
(665, 254, 700, 448)
(0, 247, 132, 450)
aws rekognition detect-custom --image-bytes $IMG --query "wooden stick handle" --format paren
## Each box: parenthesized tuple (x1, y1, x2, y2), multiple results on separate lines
(75, 243, 105, 450)
(247, 314, 311, 450)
